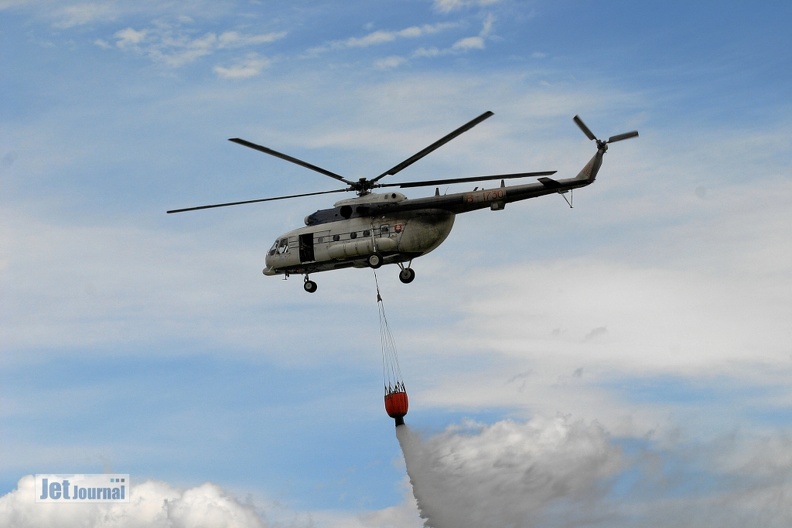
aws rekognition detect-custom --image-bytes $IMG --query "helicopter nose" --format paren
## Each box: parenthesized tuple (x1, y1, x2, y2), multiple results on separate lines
(263, 254, 276, 275)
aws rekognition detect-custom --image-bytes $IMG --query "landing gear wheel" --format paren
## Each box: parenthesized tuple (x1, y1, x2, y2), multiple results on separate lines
(398, 268, 416, 284)
(367, 253, 383, 269)
(303, 279, 318, 293)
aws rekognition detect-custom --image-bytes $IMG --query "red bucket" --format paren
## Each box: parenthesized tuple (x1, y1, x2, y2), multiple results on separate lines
(385, 390, 409, 419)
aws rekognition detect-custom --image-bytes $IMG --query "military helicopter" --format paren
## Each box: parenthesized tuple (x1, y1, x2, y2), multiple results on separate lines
(168, 112, 637, 293)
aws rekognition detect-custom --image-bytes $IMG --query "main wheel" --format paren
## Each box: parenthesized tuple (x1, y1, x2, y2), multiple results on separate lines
(398, 268, 416, 284)
(303, 280, 318, 293)
(367, 253, 383, 269)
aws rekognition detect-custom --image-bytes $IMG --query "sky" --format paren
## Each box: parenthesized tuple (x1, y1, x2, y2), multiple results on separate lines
(1, 0, 792, 526)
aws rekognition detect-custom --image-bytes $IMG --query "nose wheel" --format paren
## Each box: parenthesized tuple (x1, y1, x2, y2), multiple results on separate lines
(303, 277, 318, 293)
(367, 253, 383, 269)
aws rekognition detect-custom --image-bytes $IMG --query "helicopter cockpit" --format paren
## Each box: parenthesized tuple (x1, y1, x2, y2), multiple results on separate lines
(268, 238, 290, 256)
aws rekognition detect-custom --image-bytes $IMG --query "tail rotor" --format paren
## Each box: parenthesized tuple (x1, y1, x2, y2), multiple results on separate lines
(573, 115, 638, 151)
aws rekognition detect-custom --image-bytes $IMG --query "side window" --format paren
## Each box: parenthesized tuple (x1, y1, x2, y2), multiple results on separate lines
(380, 225, 390, 237)
(268, 240, 278, 256)
(278, 238, 289, 254)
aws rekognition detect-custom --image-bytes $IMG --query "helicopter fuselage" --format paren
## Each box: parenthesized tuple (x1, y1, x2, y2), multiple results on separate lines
(264, 194, 455, 277)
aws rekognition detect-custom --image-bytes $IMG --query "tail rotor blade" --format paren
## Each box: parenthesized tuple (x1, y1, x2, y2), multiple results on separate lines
(573, 115, 597, 141)
(574, 115, 639, 147)
(607, 130, 639, 143)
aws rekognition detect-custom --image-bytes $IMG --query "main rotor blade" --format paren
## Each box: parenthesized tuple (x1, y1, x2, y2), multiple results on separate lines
(229, 138, 354, 186)
(573, 115, 597, 141)
(371, 111, 495, 183)
(607, 130, 639, 143)
(167, 188, 348, 214)
(379, 170, 557, 189)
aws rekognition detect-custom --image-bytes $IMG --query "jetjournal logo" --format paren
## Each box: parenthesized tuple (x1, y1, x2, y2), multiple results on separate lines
(35, 474, 130, 503)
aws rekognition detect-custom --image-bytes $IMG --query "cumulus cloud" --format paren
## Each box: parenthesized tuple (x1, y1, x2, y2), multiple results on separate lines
(0, 477, 266, 528)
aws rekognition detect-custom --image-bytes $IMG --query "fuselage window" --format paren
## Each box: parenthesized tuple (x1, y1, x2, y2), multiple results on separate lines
(363, 229, 370, 237)
(333, 234, 340, 242)
(380, 225, 390, 236)
(350, 232, 357, 239)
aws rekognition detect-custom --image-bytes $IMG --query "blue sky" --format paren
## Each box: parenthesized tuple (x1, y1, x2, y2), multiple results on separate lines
(2, 1, 792, 526)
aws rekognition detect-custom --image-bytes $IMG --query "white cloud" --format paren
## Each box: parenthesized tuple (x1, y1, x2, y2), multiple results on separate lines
(93, 10, 491, 73)
(450, 13, 493, 50)
(406, 14, 495, 62)
(433, 0, 502, 14)
(213, 53, 272, 79)
(217, 30, 288, 49)
(307, 22, 458, 55)
(451, 35, 484, 50)
(347, 29, 399, 48)
(0, 209, 283, 356)
(0, 477, 266, 528)
(51, 2, 119, 29)
(374, 55, 409, 70)
(114, 27, 147, 47)
(103, 21, 286, 69)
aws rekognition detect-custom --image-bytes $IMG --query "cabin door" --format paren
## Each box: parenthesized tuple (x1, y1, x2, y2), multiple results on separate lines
(299, 233, 315, 263)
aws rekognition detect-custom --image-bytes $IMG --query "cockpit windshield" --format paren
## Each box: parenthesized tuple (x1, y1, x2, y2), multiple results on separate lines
(268, 238, 290, 256)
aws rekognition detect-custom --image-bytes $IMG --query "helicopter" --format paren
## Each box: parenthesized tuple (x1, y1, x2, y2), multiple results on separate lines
(168, 112, 637, 293)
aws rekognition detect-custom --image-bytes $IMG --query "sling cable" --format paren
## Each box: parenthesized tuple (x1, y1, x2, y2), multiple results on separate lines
(374, 270, 408, 427)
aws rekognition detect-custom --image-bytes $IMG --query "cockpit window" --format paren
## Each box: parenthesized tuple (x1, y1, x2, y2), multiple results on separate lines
(270, 238, 289, 255)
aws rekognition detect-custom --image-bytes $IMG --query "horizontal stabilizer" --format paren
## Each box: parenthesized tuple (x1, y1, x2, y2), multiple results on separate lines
(538, 176, 561, 188)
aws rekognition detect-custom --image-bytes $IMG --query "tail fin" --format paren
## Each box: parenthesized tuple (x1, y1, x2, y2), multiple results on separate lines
(572, 150, 606, 183)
